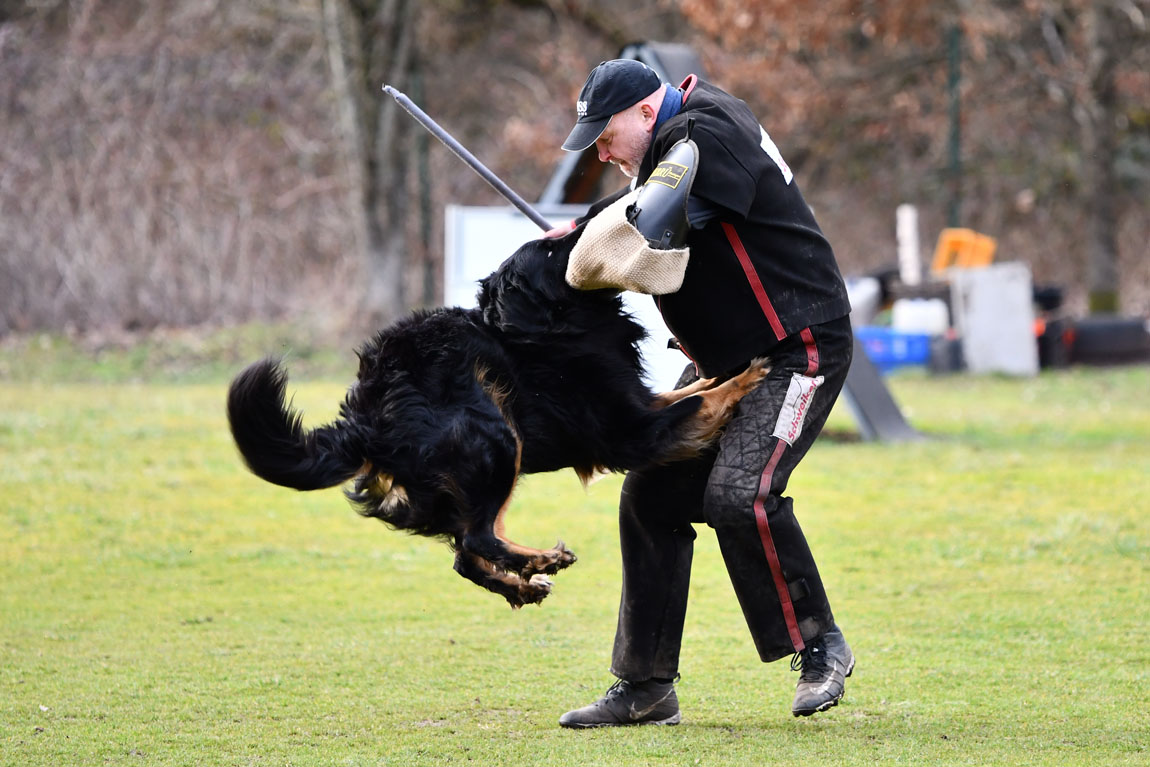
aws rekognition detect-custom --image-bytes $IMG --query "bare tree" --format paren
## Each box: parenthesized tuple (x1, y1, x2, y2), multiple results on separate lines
(322, 0, 417, 326)
(1079, 2, 1120, 313)
(1029, 0, 1148, 313)
(3, 0, 1144, 334)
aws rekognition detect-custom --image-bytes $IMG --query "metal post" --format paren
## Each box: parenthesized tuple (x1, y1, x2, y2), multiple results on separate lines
(947, 24, 962, 228)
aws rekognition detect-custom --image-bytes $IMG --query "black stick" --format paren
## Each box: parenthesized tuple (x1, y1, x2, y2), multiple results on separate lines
(382, 84, 554, 232)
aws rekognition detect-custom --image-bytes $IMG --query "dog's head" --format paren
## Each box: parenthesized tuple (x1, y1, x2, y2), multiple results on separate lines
(476, 224, 629, 337)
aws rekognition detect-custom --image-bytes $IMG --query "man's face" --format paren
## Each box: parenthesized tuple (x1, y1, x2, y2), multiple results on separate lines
(594, 106, 653, 178)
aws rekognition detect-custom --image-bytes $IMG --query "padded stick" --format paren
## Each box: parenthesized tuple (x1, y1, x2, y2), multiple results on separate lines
(383, 84, 554, 232)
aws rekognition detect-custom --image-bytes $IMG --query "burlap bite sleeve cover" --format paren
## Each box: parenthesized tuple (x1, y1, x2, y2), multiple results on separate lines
(565, 190, 690, 295)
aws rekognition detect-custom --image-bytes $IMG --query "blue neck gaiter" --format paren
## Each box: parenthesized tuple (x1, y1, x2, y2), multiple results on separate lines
(653, 85, 683, 137)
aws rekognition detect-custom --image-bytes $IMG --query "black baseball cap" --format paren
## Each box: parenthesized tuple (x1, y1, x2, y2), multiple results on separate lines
(562, 59, 662, 152)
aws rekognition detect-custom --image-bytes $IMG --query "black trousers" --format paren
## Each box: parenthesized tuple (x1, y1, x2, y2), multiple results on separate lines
(610, 315, 853, 681)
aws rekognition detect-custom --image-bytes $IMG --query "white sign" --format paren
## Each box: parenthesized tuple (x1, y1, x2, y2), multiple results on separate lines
(444, 204, 692, 391)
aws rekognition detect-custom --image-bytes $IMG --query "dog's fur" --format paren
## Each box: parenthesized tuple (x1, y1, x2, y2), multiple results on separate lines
(227, 226, 766, 607)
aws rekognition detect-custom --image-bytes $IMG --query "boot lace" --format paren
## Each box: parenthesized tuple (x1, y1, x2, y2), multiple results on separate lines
(603, 674, 679, 699)
(604, 679, 632, 699)
(791, 639, 829, 681)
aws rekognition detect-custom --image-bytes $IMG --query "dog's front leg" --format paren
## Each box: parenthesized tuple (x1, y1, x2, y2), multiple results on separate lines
(656, 358, 771, 463)
(683, 357, 771, 438)
(469, 469, 577, 579)
(453, 550, 554, 609)
(650, 375, 718, 409)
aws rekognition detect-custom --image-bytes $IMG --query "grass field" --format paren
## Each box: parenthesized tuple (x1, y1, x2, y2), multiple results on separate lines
(1, 341, 1147, 766)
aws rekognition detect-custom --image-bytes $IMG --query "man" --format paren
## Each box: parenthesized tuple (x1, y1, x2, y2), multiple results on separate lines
(549, 59, 857, 727)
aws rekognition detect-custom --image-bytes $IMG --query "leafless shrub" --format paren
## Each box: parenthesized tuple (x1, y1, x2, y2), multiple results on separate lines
(0, 0, 357, 334)
(1, 0, 1145, 339)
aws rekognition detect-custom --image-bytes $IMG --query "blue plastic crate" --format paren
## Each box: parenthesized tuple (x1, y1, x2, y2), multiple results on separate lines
(856, 326, 932, 373)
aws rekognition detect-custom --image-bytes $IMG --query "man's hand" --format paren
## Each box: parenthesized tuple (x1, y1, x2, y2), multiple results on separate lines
(544, 220, 577, 239)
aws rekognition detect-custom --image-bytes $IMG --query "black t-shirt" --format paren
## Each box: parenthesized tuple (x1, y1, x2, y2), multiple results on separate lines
(628, 77, 852, 377)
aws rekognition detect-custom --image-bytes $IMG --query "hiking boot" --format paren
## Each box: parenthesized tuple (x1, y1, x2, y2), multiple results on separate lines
(559, 678, 681, 728)
(791, 624, 855, 717)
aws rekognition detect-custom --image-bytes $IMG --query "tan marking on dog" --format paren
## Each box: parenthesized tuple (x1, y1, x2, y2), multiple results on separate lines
(352, 462, 409, 514)
(473, 362, 524, 543)
(459, 552, 553, 609)
(473, 363, 574, 574)
(376, 481, 409, 514)
(650, 375, 719, 409)
(474, 362, 514, 423)
(660, 358, 771, 463)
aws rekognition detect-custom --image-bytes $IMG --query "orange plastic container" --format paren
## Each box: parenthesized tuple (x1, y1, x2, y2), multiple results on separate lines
(931, 228, 997, 272)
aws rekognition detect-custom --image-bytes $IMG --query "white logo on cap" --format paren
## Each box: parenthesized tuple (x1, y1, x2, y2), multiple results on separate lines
(576, 100, 588, 117)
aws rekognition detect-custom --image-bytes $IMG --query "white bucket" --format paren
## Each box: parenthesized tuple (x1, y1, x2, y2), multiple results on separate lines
(892, 298, 950, 335)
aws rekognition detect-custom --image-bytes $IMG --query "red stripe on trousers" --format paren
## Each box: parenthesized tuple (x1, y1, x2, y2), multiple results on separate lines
(753, 440, 805, 652)
(721, 222, 786, 341)
(800, 327, 819, 375)
(751, 329, 821, 651)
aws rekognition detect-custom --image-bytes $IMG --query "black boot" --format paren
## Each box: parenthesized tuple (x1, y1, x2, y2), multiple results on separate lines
(791, 625, 855, 716)
(559, 678, 680, 728)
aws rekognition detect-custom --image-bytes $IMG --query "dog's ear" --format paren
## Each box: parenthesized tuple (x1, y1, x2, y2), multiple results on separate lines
(478, 233, 585, 334)
(530, 220, 586, 267)
(558, 220, 588, 245)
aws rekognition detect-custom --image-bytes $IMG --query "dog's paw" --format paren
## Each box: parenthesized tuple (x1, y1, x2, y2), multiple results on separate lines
(550, 540, 578, 570)
(521, 540, 578, 577)
(505, 574, 554, 609)
(519, 574, 555, 609)
(738, 357, 771, 388)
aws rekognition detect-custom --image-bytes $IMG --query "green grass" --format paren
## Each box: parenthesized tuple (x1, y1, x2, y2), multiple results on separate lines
(0, 324, 353, 384)
(1, 350, 1148, 766)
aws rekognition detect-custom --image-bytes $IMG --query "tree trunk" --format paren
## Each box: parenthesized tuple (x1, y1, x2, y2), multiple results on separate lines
(1080, 2, 1119, 314)
(322, 0, 417, 327)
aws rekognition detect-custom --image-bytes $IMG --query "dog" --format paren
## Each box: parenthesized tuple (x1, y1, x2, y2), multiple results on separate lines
(227, 226, 767, 607)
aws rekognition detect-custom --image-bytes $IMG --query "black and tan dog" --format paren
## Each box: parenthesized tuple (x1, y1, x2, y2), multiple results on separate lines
(227, 226, 766, 607)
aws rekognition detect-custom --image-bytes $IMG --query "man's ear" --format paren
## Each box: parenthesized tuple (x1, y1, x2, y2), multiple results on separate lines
(640, 102, 657, 129)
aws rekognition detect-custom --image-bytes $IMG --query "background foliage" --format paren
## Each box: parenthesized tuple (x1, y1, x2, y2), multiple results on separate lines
(1, 0, 1148, 335)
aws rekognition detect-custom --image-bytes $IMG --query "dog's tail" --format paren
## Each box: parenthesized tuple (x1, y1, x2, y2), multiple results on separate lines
(227, 358, 362, 491)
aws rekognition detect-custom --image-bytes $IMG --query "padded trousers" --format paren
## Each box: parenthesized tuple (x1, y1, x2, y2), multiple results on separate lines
(609, 315, 853, 680)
